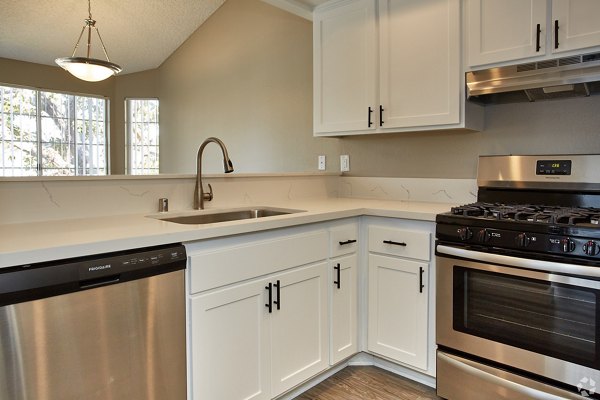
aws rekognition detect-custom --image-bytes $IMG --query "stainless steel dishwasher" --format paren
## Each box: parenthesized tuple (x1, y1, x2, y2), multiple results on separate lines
(0, 244, 187, 400)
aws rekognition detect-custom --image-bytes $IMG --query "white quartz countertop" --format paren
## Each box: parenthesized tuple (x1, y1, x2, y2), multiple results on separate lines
(0, 198, 455, 268)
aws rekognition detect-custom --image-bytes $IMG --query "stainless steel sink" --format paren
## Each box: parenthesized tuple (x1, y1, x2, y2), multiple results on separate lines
(157, 207, 304, 225)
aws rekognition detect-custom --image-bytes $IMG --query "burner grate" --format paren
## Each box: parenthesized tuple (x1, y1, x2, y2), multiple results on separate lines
(450, 203, 600, 227)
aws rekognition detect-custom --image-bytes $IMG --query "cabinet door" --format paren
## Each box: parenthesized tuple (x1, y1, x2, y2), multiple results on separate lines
(467, 0, 547, 66)
(270, 262, 329, 397)
(368, 254, 428, 370)
(190, 279, 270, 400)
(379, 0, 460, 129)
(330, 254, 358, 364)
(313, 0, 377, 135)
(552, 0, 600, 54)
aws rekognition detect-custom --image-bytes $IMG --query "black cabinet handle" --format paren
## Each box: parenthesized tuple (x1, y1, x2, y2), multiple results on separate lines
(536, 23, 541, 52)
(379, 105, 384, 126)
(554, 20, 559, 49)
(265, 282, 273, 313)
(419, 267, 425, 293)
(273, 280, 281, 311)
(383, 240, 407, 246)
(339, 239, 357, 246)
(333, 263, 341, 289)
(368, 107, 373, 127)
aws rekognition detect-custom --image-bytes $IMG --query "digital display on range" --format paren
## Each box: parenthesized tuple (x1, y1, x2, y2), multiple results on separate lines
(536, 160, 572, 175)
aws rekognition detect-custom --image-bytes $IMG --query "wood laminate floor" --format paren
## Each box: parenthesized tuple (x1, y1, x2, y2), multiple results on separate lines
(294, 366, 442, 400)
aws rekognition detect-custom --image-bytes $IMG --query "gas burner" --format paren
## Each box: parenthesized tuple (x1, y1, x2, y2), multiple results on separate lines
(450, 203, 600, 227)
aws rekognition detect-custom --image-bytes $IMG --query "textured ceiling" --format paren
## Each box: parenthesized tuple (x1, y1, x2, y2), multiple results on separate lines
(0, 0, 330, 75)
(0, 0, 228, 74)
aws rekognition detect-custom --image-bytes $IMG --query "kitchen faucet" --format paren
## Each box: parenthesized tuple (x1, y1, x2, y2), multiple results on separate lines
(194, 137, 234, 209)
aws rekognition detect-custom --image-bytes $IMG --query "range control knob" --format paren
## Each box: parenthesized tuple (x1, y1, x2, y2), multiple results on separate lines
(560, 238, 576, 253)
(583, 241, 600, 256)
(457, 227, 473, 241)
(516, 233, 531, 248)
(476, 229, 492, 243)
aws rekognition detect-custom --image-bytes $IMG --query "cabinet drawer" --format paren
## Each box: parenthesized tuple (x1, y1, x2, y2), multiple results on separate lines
(189, 230, 328, 294)
(330, 223, 359, 257)
(368, 226, 430, 261)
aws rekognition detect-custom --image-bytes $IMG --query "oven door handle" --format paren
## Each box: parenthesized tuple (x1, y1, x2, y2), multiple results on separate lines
(437, 244, 600, 279)
(438, 352, 582, 400)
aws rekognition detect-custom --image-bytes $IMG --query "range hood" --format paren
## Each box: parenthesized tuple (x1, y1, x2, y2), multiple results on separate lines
(467, 52, 600, 104)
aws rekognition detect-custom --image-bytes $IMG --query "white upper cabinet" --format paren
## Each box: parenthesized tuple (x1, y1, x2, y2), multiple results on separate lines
(379, 0, 460, 128)
(467, 0, 600, 67)
(313, 0, 377, 134)
(314, 0, 470, 136)
(466, 0, 547, 66)
(552, 0, 600, 54)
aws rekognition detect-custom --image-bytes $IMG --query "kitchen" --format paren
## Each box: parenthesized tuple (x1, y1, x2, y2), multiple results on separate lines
(1, 0, 600, 399)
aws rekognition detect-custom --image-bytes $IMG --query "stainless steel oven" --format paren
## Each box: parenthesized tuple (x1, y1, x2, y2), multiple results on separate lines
(435, 154, 600, 399)
(437, 246, 600, 399)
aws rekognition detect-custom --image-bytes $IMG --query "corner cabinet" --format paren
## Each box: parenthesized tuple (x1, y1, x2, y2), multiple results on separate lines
(366, 219, 435, 375)
(314, 0, 472, 136)
(466, 0, 600, 67)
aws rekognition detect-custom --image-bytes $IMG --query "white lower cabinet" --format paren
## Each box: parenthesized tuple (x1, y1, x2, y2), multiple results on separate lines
(367, 254, 429, 370)
(187, 228, 330, 400)
(270, 263, 329, 397)
(366, 220, 433, 374)
(191, 262, 329, 400)
(191, 278, 270, 400)
(330, 253, 358, 364)
(187, 217, 435, 399)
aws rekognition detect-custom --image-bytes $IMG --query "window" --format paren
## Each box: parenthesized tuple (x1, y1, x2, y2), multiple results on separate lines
(0, 85, 108, 176)
(126, 98, 159, 175)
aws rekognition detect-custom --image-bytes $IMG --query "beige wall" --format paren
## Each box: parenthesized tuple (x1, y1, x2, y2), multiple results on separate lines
(340, 95, 600, 178)
(158, 0, 339, 174)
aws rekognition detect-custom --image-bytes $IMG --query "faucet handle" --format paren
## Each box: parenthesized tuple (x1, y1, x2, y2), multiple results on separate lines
(203, 183, 214, 201)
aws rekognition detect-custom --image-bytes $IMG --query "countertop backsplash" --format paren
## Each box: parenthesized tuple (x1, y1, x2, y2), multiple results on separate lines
(0, 174, 476, 225)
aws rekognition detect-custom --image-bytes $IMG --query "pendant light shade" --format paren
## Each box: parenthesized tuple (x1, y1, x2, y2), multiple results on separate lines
(55, 0, 122, 82)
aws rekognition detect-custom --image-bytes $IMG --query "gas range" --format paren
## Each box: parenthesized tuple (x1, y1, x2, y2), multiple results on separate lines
(436, 155, 600, 400)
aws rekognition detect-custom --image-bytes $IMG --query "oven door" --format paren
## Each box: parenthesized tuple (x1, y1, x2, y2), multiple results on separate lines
(436, 244, 600, 396)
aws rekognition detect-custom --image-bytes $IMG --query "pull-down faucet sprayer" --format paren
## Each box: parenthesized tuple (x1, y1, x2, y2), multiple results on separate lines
(194, 137, 234, 210)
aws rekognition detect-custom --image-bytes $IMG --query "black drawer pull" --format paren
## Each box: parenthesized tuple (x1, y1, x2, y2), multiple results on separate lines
(383, 240, 407, 247)
(536, 23, 541, 52)
(379, 105, 384, 126)
(273, 280, 281, 311)
(554, 20, 559, 49)
(419, 267, 425, 293)
(339, 239, 357, 246)
(265, 282, 273, 313)
(333, 263, 341, 289)
(368, 107, 374, 127)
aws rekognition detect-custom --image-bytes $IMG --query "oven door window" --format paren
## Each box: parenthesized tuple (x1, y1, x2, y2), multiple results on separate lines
(453, 267, 600, 369)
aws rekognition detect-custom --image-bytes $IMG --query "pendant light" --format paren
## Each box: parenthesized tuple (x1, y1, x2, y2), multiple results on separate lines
(55, 0, 122, 82)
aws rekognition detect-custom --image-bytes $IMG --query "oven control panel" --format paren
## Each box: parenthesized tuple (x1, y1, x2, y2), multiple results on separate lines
(437, 223, 600, 260)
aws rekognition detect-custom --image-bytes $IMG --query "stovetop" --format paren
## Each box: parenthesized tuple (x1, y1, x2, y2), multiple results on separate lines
(436, 202, 600, 263)
(448, 202, 600, 227)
